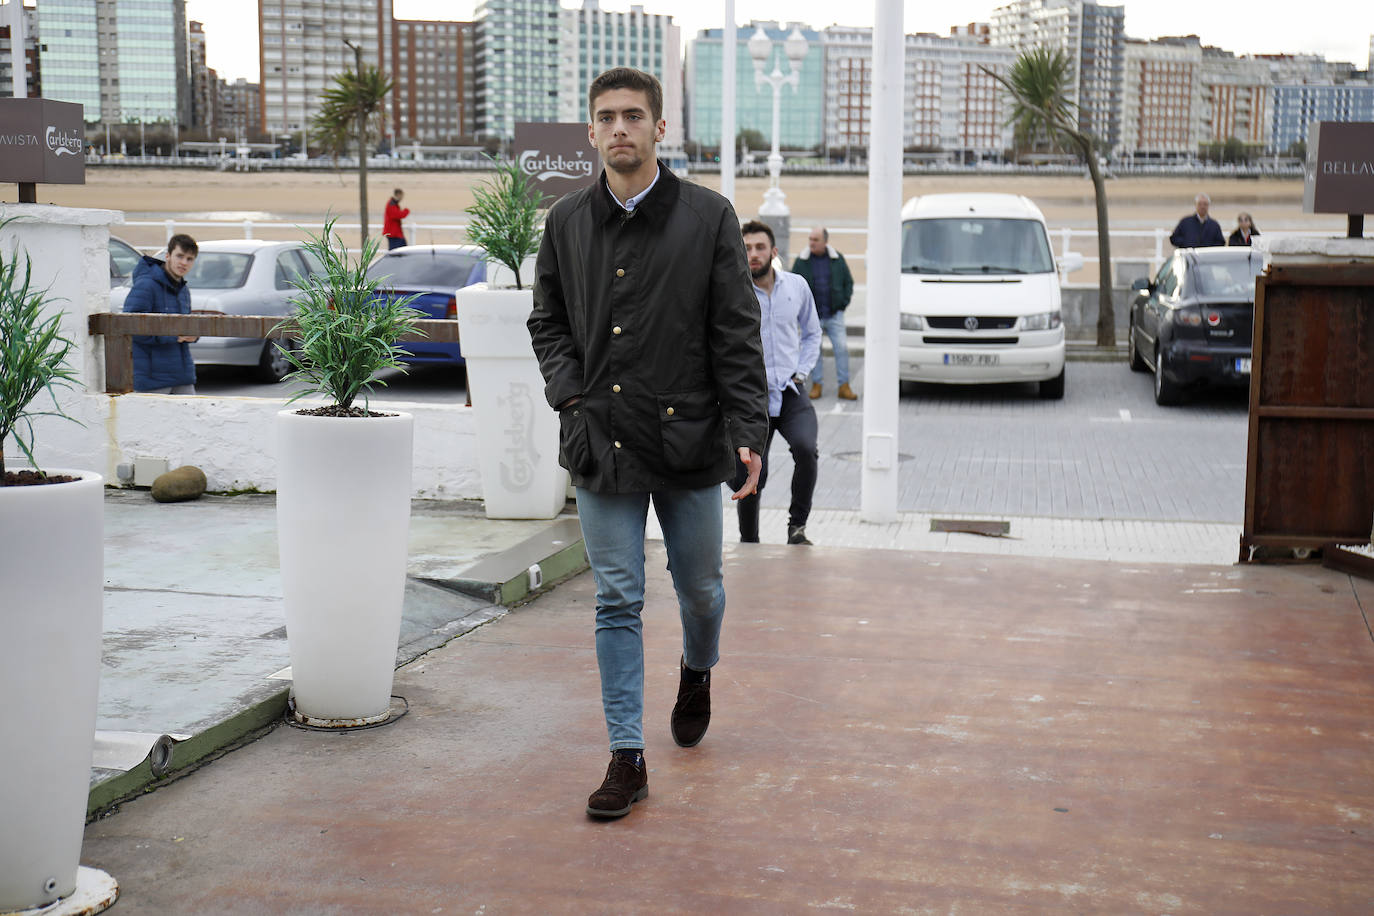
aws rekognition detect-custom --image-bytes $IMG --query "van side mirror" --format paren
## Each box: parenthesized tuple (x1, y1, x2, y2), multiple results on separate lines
(1058, 251, 1085, 274)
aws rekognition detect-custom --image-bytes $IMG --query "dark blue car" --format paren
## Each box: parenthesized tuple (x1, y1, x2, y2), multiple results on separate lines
(365, 244, 487, 365)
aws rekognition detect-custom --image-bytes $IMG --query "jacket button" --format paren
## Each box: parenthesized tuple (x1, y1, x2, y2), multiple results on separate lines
(612, 326, 622, 335)
(612, 384, 621, 393)
(615, 268, 625, 277)
(666, 407, 674, 416)
(614, 440, 622, 449)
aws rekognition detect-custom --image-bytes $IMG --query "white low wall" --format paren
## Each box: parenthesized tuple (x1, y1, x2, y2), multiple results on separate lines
(1, 204, 483, 499)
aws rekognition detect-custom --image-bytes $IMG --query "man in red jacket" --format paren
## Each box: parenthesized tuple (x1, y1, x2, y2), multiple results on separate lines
(383, 188, 409, 249)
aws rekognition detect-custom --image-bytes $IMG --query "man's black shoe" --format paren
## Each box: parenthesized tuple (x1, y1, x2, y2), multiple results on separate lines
(586, 750, 648, 818)
(671, 658, 711, 747)
(787, 525, 813, 545)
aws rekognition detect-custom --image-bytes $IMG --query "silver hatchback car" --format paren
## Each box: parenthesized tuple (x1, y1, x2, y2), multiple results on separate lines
(111, 239, 324, 382)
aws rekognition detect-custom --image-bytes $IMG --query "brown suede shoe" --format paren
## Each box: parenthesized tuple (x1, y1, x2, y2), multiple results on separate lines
(671, 658, 711, 747)
(586, 751, 647, 819)
(809, 382, 822, 399)
(837, 383, 858, 400)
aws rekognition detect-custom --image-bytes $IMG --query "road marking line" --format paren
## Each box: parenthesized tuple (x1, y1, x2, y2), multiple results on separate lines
(1119, 409, 1132, 421)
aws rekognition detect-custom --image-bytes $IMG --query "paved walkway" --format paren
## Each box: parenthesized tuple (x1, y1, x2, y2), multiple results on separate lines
(83, 538, 1374, 913)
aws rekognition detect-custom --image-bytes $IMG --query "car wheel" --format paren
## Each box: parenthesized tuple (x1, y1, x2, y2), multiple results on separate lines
(1127, 324, 1147, 372)
(256, 338, 298, 383)
(1038, 367, 1065, 400)
(1153, 346, 1182, 406)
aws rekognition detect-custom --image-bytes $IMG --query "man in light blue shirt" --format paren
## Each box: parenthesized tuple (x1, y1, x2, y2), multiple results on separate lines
(730, 220, 822, 545)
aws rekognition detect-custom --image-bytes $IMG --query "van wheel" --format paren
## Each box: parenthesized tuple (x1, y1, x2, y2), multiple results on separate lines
(1127, 325, 1147, 372)
(1038, 368, 1065, 400)
(257, 338, 298, 383)
(899, 379, 918, 397)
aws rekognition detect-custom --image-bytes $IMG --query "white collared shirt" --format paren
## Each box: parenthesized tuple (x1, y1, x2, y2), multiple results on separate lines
(607, 167, 661, 212)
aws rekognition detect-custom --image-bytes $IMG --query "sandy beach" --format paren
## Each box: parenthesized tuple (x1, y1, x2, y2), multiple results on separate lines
(18, 166, 1346, 284)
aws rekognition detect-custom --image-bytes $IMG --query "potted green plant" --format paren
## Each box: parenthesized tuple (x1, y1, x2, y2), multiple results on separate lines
(456, 160, 569, 519)
(0, 227, 114, 912)
(273, 219, 424, 727)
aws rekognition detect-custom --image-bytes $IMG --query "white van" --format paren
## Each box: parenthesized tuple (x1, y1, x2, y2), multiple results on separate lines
(898, 193, 1082, 399)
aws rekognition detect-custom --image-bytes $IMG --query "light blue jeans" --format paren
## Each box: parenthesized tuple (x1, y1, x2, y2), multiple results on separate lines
(575, 486, 726, 752)
(809, 311, 850, 386)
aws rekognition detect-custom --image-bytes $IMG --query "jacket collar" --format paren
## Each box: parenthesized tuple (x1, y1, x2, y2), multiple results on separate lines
(796, 245, 839, 261)
(590, 159, 681, 226)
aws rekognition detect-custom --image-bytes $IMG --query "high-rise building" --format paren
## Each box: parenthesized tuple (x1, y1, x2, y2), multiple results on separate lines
(35, 0, 189, 126)
(820, 27, 1012, 161)
(1271, 80, 1374, 154)
(217, 77, 262, 139)
(189, 19, 214, 130)
(990, 0, 1125, 151)
(0, 3, 40, 98)
(1199, 47, 1271, 151)
(392, 18, 473, 143)
(557, 0, 682, 147)
(1120, 36, 1201, 160)
(684, 21, 824, 152)
(259, 0, 395, 144)
(474, 0, 560, 140)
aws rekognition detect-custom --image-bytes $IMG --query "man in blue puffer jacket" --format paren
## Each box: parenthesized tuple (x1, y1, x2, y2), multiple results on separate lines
(123, 234, 198, 392)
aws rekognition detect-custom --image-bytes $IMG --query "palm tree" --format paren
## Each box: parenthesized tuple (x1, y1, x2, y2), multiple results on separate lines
(983, 48, 1115, 348)
(312, 42, 392, 246)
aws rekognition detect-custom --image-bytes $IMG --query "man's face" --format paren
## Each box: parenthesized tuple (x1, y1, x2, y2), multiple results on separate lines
(743, 232, 776, 279)
(588, 87, 665, 174)
(395, 191, 404, 202)
(808, 230, 826, 256)
(165, 245, 196, 280)
(1196, 197, 1210, 219)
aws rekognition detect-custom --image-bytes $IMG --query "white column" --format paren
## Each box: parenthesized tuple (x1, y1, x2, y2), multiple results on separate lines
(720, 0, 736, 207)
(860, 0, 903, 523)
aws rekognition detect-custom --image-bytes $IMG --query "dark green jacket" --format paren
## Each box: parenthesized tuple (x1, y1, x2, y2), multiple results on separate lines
(790, 245, 854, 319)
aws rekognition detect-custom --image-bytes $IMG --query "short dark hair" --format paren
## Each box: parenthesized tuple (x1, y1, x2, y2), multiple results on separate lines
(393, 188, 404, 196)
(167, 234, 198, 256)
(588, 67, 663, 123)
(740, 219, 775, 249)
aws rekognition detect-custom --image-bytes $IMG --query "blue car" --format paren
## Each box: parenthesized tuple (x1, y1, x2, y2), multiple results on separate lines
(365, 244, 487, 365)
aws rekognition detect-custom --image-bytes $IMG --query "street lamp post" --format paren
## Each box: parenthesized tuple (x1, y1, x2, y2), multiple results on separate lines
(749, 25, 808, 262)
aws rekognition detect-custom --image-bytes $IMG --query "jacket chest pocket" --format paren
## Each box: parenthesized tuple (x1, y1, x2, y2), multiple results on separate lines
(658, 389, 724, 473)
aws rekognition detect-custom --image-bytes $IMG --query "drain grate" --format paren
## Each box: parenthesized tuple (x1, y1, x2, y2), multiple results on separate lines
(931, 519, 1012, 537)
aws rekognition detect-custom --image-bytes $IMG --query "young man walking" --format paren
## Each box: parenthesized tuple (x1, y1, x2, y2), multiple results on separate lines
(527, 67, 768, 820)
(791, 226, 855, 400)
(383, 188, 409, 249)
(733, 221, 822, 547)
(123, 234, 199, 393)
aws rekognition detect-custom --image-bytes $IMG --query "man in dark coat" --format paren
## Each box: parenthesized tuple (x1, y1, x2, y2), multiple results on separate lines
(528, 67, 768, 820)
(1169, 193, 1226, 248)
(123, 234, 198, 393)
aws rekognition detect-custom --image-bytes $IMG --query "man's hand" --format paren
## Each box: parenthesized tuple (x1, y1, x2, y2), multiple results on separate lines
(731, 447, 763, 500)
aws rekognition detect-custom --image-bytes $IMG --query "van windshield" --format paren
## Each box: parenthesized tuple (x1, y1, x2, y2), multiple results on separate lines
(901, 218, 1055, 275)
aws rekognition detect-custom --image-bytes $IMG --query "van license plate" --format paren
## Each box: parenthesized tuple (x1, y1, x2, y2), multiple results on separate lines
(944, 353, 1000, 367)
(1235, 358, 1251, 374)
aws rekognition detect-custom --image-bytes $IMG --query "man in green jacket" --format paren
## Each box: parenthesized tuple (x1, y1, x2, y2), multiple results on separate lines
(791, 227, 856, 400)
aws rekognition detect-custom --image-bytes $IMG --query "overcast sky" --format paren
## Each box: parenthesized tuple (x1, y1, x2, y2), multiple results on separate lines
(188, 0, 1374, 85)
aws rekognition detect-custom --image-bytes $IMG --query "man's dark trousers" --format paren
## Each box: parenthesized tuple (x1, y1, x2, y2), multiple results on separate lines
(731, 386, 819, 541)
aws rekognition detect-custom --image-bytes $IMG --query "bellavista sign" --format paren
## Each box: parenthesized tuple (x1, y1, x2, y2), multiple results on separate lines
(1302, 121, 1374, 215)
(0, 99, 86, 186)
(513, 122, 598, 202)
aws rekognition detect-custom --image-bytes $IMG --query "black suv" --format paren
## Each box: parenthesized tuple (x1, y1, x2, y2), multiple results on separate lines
(1127, 247, 1267, 405)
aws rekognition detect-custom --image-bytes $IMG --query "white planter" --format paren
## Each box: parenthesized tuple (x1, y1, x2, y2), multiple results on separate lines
(0, 471, 106, 912)
(456, 284, 569, 519)
(276, 411, 414, 725)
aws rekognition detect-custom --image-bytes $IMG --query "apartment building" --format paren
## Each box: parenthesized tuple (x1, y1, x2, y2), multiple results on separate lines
(0, 2, 39, 98)
(556, 0, 682, 147)
(903, 31, 1013, 160)
(259, 0, 395, 144)
(474, 0, 560, 140)
(217, 77, 261, 139)
(392, 18, 472, 143)
(1271, 80, 1374, 154)
(990, 0, 1124, 150)
(1199, 47, 1271, 150)
(1120, 36, 1201, 160)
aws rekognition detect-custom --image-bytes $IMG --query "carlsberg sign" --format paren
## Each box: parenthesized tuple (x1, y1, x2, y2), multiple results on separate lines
(513, 123, 598, 201)
(0, 99, 85, 185)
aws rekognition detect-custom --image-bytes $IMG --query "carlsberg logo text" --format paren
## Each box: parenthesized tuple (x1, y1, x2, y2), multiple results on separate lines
(46, 126, 82, 157)
(519, 150, 593, 181)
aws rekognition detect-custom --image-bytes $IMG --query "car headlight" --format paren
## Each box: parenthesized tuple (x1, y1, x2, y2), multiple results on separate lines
(1021, 311, 1061, 331)
(900, 313, 924, 331)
